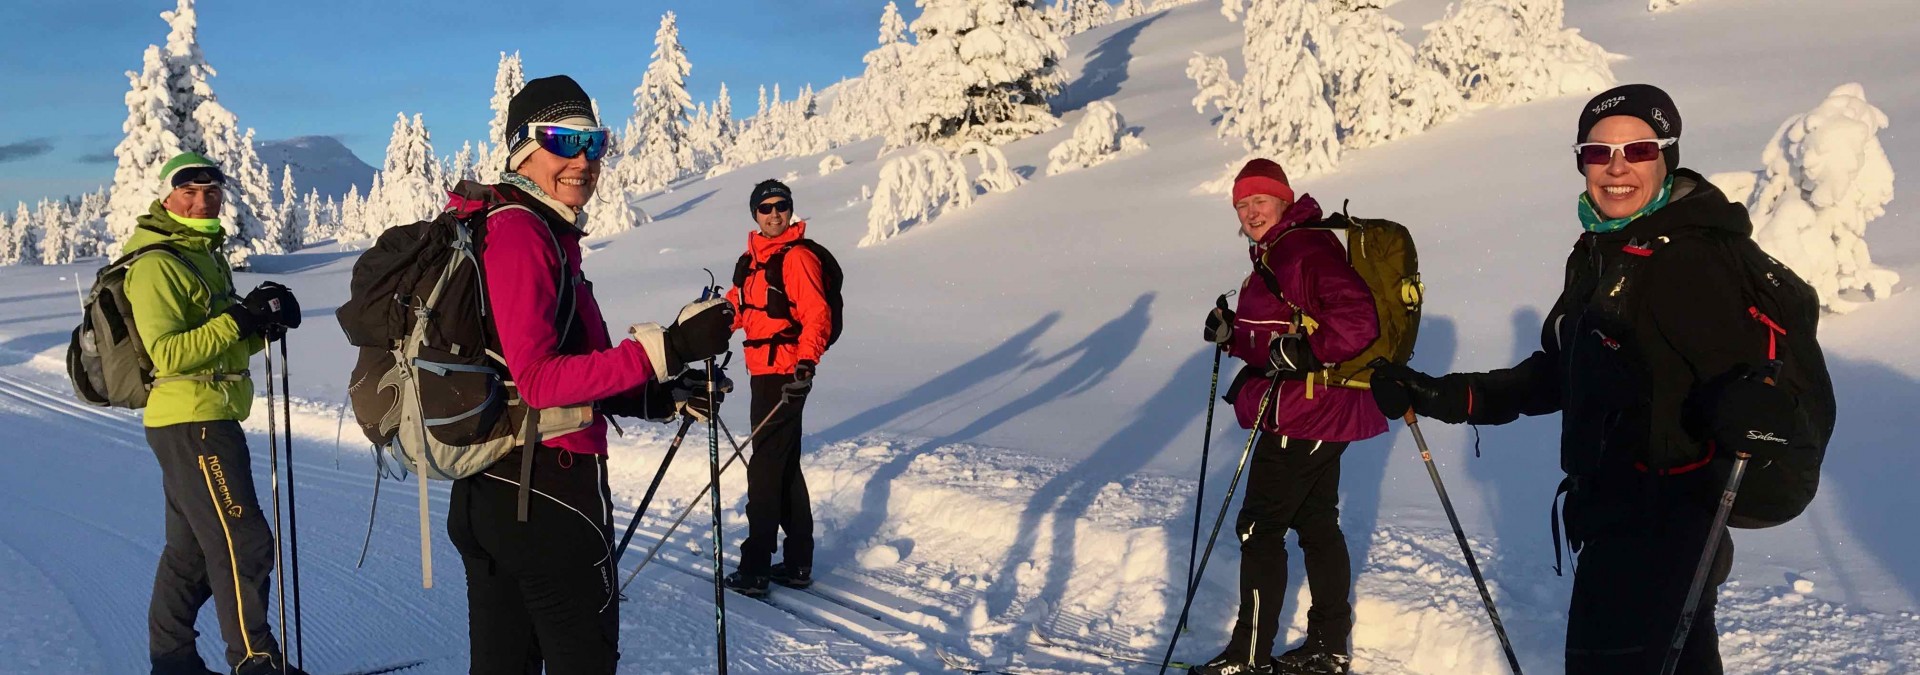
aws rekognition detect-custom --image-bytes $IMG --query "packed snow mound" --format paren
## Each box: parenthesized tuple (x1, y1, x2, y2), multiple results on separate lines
(1046, 101, 1149, 176)
(1733, 83, 1901, 313)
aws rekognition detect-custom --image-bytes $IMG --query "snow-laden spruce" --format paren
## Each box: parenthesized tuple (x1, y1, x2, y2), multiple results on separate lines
(688, 84, 737, 173)
(1192, 0, 1340, 185)
(1116, 0, 1150, 21)
(1322, 1, 1462, 148)
(1417, 0, 1615, 106)
(627, 11, 697, 192)
(819, 155, 848, 176)
(1732, 84, 1901, 313)
(904, 0, 1068, 147)
(863, 146, 974, 247)
(481, 51, 525, 183)
(375, 114, 442, 231)
(712, 84, 832, 176)
(1, 202, 42, 266)
(961, 142, 1024, 193)
(824, 1, 916, 148)
(1045, 101, 1149, 175)
(1061, 0, 1116, 35)
(105, 0, 278, 266)
(274, 165, 301, 253)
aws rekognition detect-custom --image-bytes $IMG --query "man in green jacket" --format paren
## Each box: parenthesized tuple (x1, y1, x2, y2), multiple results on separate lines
(131, 152, 305, 675)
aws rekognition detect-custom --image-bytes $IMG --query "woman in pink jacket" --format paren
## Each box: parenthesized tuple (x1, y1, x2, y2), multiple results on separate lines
(444, 75, 733, 675)
(1192, 159, 1386, 675)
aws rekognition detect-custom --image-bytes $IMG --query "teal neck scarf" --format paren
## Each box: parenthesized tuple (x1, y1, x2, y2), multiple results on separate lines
(1578, 176, 1674, 233)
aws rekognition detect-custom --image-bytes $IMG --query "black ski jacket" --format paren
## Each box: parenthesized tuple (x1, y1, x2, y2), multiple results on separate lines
(1431, 169, 1802, 542)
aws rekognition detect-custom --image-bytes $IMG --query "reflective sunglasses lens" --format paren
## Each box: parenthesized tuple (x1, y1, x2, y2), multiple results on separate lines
(535, 127, 609, 161)
(1622, 141, 1664, 163)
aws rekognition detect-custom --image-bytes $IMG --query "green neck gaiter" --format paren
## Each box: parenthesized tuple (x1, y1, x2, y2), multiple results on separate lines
(1578, 176, 1674, 234)
(167, 211, 224, 235)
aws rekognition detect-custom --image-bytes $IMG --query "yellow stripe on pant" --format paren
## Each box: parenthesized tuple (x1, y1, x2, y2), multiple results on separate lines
(198, 454, 269, 661)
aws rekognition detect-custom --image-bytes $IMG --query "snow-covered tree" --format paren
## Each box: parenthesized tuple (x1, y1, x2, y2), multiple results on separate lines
(613, 11, 695, 192)
(50, 189, 112, 263)
(375, 113, 443, 228)
(104, 0, 278, 267)
(483, 51, 525, 183)
(864, 146, 975, 246)
(904, 0, 1069, 147)
(854, 1, 918, 147)
(1746, 84, 1901, 313)
(3, 200, 45, 266)
(1062, 0, 1115, 35)
(270, 164, 301, 253)
(35, 198, 75, 265)
(447, 141, 477, 184)
(1417, 0, 1615, 106)
(1046, 101, 1149, 175)
(1115, 0, 1150, 20)
(962, 142, 1024, 193)
(1153, 0, 1203, 9)
(1322, 3, 1461, 148)
(299, 189, 327, 244)
(1191, 0, 1340, 184)
(820, 154, 848, 176)
(338, 183, 365, 242)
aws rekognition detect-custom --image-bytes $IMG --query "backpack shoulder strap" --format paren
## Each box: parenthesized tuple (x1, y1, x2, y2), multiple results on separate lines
(116, 243, 217, 312)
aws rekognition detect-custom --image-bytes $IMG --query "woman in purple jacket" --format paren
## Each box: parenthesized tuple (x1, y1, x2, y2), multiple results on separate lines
(1193, 159, 1385, 675)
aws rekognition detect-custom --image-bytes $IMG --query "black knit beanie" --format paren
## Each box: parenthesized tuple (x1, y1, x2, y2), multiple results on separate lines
(1576, 84, 1682, 172)
(504, 75, 598, 171)
(749, 179, 793, 212)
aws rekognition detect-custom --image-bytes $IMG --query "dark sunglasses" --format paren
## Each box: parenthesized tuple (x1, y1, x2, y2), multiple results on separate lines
(1573, 138, 1676, 166)
(756, 200, 793, 215)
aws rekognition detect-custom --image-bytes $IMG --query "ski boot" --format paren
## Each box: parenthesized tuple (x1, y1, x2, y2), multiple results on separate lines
(233, 654, 312, 675)
(1274, 644, 1351, 675)
(150, 654, 220, 675)
(1188, 647, 1274, 675)
(769, 562, 812, 589)
(724, 569, 771, 598)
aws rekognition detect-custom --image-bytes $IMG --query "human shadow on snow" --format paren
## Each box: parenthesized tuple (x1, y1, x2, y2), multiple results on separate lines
(1054, 12, 1167, 115)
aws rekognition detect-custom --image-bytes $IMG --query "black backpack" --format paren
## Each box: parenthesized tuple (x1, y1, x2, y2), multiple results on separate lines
(67, 241, 227, 408)
(1708, 233, 1836, 529)
(732, 239, 845, 352)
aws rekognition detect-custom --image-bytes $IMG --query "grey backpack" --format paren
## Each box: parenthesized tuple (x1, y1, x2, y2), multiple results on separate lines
(67, 244, 243, 408)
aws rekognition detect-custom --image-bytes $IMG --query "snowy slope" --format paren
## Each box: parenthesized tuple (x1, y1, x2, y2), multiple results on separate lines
(3, 0, 1918, 673)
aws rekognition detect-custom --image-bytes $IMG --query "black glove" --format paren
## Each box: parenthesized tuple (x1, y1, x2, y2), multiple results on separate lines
(1368, 359, 1466, 423)
(673, 367, 734, 421)
(1266, 333, 1320, 380)
(784, 360, 816, 397)
(665, 298, 735, 371)
(1711, 364, 1801, 463)
(1203, 295, 1234, 345)
(256, 281, 302, 330)
(225, 282, 298, 339)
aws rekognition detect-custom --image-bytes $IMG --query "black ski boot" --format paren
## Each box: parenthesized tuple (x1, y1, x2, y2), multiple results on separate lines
(233, 654, 312, 675)
(1274, 644, 1351, 675)
(725, 569, 771, 598)
(150, 654, 220, 675)
(769, 562, 812, 589)
(1188, 647, 1274, 675)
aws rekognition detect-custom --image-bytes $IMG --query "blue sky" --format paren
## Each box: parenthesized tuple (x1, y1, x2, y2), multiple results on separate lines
(0, 0, 893, 206)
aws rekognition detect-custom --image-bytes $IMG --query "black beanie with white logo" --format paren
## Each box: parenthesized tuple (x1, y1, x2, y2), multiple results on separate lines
(1577, 84, 1682, 172)
(504, 75, 598, 172)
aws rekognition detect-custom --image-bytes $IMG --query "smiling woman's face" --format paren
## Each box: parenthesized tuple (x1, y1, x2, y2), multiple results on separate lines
(1584, 116, 1670, 220)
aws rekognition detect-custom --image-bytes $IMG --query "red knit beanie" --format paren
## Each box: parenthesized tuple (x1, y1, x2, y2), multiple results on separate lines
(1231, 158, 1294, 205)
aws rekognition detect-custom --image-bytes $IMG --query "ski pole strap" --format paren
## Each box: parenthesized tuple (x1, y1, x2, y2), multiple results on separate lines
(151, 371, 251, 387)
(516, 407, 542, 523)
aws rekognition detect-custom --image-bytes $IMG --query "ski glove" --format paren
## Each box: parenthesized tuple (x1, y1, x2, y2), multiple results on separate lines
(784, 360, 816, 397)
(673, 368, 733, 422)
(629, 298, 736, 379)
(227, 282, 299, 340)
(1711, 364, 1802, 464)
(1368, 360, 1469, 423)
(1266, 333, 1320, 380)
(1203, 295, 1235, 345)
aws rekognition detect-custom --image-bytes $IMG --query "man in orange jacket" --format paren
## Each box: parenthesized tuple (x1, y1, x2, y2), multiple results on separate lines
(724, 179, 834, 596)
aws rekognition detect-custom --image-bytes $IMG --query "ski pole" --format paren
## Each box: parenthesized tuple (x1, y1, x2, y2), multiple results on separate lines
(1660, 362, 1778, 675)
(706, 355, 729, 674)
(621, 398, 790, 593)
(613, 416, 698, 565)
(279, 337, 302, 671)
(1158, 380, 1279, 675)
(1191, 296, 1230, 597)
(263, 335, 287, 675)
(1403, 411, 1523, 675)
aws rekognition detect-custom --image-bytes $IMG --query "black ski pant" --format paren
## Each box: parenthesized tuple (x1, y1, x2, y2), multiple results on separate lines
(146, 420, 283, 672)
(1566, 499, 1732, 675)
(1226, 433, 1352, 663)
(738, 373, 812, 576)
(448, 444, 619, 675)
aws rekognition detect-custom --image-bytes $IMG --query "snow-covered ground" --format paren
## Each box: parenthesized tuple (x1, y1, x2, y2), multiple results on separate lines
(3, 0, 1919, 672)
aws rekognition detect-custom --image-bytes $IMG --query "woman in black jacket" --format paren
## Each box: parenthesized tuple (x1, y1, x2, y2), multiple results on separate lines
(1369, 84, 1810, 675)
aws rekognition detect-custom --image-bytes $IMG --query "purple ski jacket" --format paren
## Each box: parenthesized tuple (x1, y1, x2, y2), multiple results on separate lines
(1227, 195, 1388, 443)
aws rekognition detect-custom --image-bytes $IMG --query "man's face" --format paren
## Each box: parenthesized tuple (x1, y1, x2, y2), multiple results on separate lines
(163, 184, 223, 220)
(755, 195, 794, 237)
